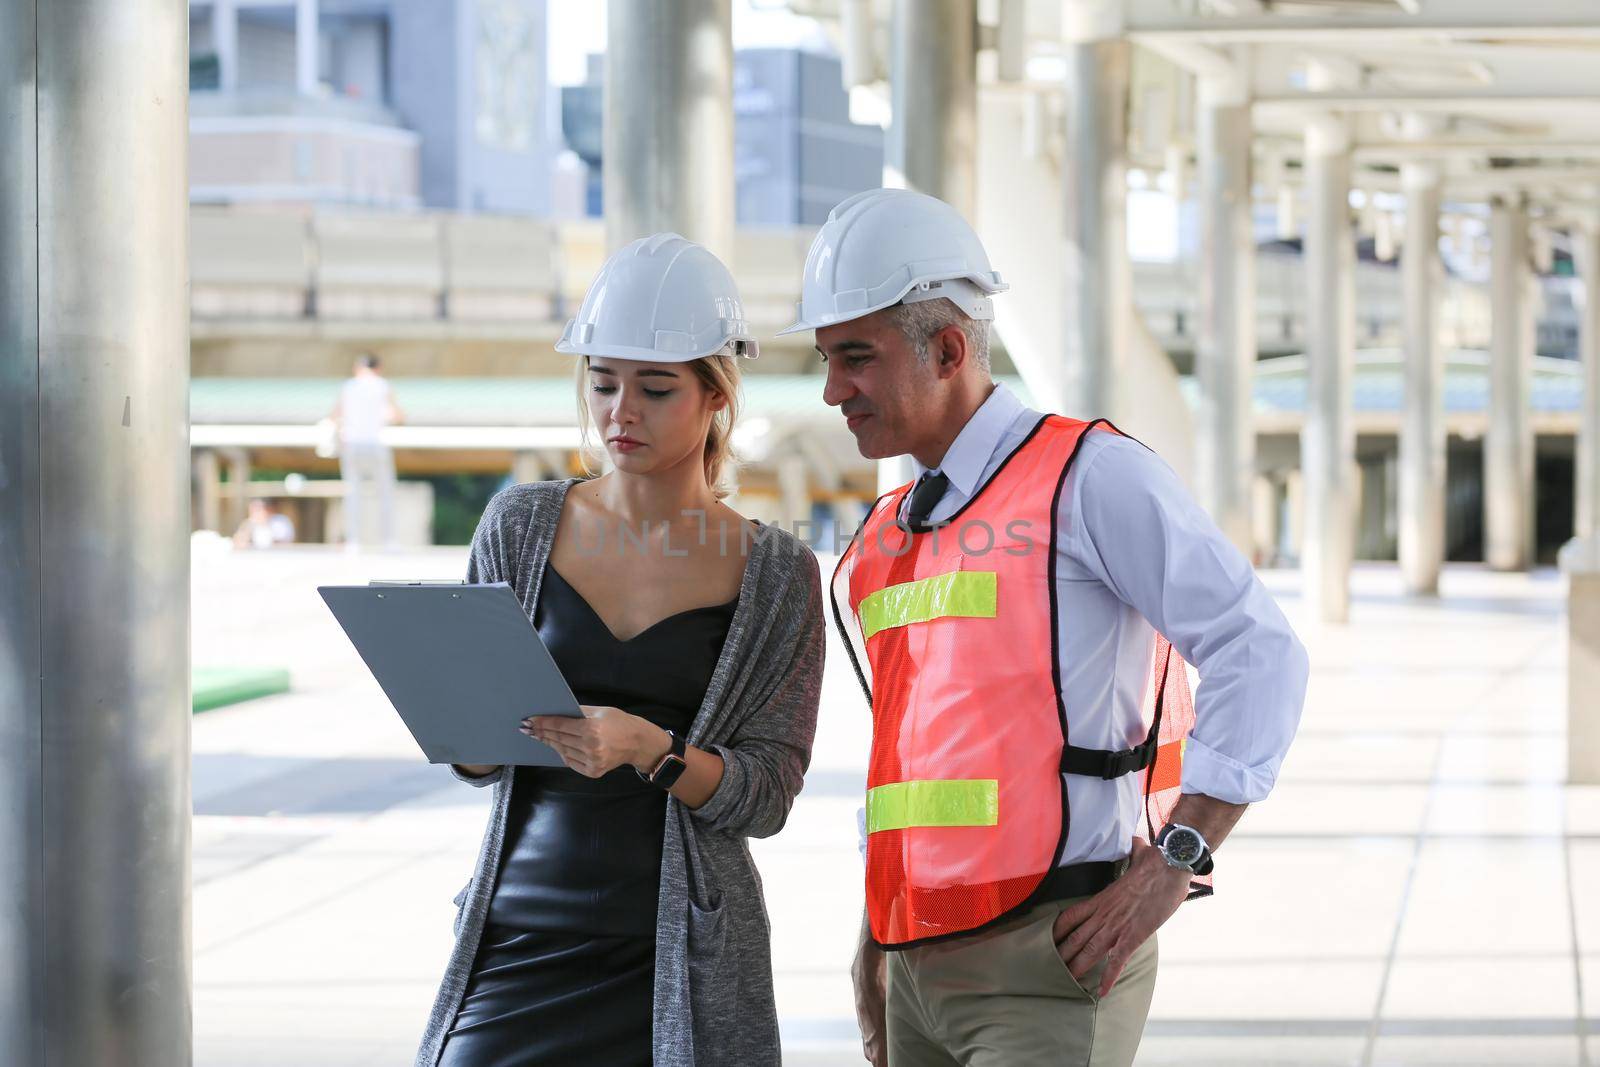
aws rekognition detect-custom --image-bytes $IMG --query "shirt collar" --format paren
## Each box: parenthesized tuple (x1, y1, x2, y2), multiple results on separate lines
(912, 383, 1026, 498)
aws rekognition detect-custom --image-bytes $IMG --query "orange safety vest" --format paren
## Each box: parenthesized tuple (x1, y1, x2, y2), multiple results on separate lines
(832, 416, 1200, 949)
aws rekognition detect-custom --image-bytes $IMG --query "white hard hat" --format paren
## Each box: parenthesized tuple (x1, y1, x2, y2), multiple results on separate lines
(557, 233, 759, 362)
(778, 188, 1007, 336)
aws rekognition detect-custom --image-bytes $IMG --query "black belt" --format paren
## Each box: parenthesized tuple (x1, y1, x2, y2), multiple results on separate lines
(1033, 858, 1128, 904)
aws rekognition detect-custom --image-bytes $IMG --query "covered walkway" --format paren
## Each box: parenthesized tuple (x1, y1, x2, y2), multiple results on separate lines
(189, 546, 1595, 1066)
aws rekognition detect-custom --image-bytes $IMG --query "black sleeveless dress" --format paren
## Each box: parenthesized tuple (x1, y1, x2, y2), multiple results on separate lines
(437, 565, 736, 1067)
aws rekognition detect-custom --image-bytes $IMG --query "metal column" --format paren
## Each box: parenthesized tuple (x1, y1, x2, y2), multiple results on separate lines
(1195, 77, 1256, 556)
(0, 2, 192, 1063)
(1060, 8, 1130, 419)
(882, 0, 977, 490)
(213, 0, 238, 93)
(889, 0, 977, 217)
(295, 0, 318, 96)
(1300, 115, 1356, 623)
(194, 450, 223, 534)
(605, 0, 735, 263)
(1399, 163, 1445, 594)
(1578, 217, 1600, 542)
(1487, 196, 1534, 571)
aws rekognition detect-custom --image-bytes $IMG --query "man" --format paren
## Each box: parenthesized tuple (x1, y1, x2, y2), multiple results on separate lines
(330, 353, 404, 550)
(782, 189, 1308, 1067)
(232, 498, 295, 549)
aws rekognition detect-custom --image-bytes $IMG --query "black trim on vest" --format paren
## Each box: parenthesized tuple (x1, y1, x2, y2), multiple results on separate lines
(875, 859, 1126, 953)
(830, 488, 899, 710)
(1040, 416, 1110, 903)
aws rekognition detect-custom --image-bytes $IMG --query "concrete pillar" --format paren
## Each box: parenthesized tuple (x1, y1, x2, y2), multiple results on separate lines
(889, 0, 977, 218)
(777, 453, 812, 531)
(1284, 467, 1305, 562)
(1486, 196, 1534, 571)
(213, 0, 238, 93)
(996, 0, 1027, 83)
(1563, 216, 1600, 779)
(1300, 114, 1356, 623)
(512, 450, 545, 487)
(840, 0, 877, 89)
(1574, 218, 1600, 542)
(605, 0, 734, 263)
(194, 449, 223, 533)
(1399, 162, 1445, 594)
(0, 1, 191, 1062)
(295, 0, 318, 96)
(225, 447, 253, 535)
(1060, 5, 1130, 419)
(1252, 474, 1278, 568)
(1194, 75, 1256, 556)
(1569, 570, 1600, 784)
(883, 0, 977, 490)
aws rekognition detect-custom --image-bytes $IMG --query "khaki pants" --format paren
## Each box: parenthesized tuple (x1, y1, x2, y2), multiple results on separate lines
(885, 899, 1159, 1067)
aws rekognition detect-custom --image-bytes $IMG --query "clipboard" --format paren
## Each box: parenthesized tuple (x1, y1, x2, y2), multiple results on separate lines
(318, 581, 582, 767)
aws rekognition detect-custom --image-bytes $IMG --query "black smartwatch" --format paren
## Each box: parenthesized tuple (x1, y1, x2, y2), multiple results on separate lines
(1155, 823, 1215, 876)
(638, 729, 688, 790)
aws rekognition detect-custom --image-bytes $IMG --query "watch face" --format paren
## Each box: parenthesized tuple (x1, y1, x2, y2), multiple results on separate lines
(1164, 828, 1203, 866)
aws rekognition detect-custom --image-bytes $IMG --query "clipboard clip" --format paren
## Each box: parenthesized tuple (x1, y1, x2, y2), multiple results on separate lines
(367, 580, 466, 586)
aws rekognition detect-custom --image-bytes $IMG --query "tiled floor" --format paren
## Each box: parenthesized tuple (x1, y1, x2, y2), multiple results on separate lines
(191, 549, 1594, 1066)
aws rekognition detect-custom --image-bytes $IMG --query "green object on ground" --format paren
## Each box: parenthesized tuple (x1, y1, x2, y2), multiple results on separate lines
(193, 667, 291, 713)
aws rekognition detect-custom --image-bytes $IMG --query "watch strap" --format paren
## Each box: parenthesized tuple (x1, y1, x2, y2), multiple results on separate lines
(644, 730, 689, 790)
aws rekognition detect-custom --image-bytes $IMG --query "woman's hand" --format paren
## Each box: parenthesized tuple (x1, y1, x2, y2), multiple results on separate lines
(525, 705, 670, 779)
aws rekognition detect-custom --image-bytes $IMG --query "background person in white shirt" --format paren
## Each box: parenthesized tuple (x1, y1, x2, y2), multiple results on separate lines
(330, 353, 404, 550)
(792, 190, 1309, 1067)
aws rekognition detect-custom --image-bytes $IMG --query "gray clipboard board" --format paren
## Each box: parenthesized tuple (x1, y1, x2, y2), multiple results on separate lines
(318, 581, 582, 767)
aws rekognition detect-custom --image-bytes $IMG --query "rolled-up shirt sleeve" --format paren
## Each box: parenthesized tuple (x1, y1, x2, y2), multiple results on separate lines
(1067, 434, 1309, 805)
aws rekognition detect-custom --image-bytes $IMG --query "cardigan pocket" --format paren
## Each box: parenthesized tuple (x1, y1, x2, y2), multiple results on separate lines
(687, 894, 736, 1058)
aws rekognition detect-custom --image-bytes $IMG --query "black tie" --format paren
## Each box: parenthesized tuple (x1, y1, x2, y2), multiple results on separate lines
(905, 470, 950, 530)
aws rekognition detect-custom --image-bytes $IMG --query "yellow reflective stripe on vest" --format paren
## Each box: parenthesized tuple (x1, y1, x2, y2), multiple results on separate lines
(857, 571, 998, 641)
(866, 779, 999, 833)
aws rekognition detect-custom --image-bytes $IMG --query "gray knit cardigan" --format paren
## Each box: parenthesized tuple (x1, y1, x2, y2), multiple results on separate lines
(414, 479, 824, 1067)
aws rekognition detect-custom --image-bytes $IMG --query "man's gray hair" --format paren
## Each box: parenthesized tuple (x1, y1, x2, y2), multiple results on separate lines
(883, 297, 991, 373)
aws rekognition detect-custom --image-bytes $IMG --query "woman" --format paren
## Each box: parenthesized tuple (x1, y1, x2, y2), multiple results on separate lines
(417, 233, 824, 1067)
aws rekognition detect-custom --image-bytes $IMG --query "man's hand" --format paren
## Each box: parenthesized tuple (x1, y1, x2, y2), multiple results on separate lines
(1051, 837, 1191, 997)
(525, 705, 667, 778)
(851, 913, 888, 1067)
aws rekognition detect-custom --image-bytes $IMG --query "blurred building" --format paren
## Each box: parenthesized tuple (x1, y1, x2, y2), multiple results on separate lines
(180, 1, 1600, 574)
(187, 0, 551, 214)
(558, 47, 885, 225)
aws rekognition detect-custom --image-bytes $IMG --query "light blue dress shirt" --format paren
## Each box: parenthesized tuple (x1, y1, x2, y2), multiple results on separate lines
(892, 383, 1310, 865)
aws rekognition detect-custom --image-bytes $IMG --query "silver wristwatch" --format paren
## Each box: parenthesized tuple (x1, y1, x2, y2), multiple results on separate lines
(1155, 823, 1214, 875)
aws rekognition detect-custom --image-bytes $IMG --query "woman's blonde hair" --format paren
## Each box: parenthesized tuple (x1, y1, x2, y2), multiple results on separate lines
(575, 349, 744, 499)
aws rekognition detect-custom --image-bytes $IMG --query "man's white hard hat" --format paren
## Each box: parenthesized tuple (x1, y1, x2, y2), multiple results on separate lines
(778, 188, 1007, 336)
(556, 233, 759, 362)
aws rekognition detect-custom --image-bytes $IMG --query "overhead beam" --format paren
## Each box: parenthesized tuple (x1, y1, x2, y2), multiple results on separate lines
(1355, 141, 1600, 162)
(1255, 93, 1600, 114)
(1127, 0, 1600, 41)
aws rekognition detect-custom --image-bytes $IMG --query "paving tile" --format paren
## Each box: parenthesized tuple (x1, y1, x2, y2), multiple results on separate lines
(1380, 959, 1578, 1020)
(1277, 734, 1442, 785)
(1159, 839, 1411, 964)
(1149, 960, 1385, 1022)
(1235, 783, 1431, 837)
(1134, 1035, 1365, 1066)
(1427, 780, 1561, 838)
(1566, 787, 1600, 836)
(1568, 846, 1600, 953)
(1581, 955, 1600, 1018)
(1395, 839, 1571, 957)
(1369, 1035, 1581, 1065)
(1433, 734, 1567, 785)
